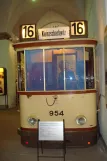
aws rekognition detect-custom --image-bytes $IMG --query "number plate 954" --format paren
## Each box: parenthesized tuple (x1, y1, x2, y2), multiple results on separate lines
(49, 111, 64, 116)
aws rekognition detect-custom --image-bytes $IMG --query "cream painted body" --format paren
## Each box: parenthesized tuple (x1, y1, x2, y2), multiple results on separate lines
(20, 93, 97, 129)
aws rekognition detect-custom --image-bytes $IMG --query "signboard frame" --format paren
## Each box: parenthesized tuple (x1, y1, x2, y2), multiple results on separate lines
(0, 67, 8, 109)
(38, 121, 64, 141)
(0, 67, 7, 96)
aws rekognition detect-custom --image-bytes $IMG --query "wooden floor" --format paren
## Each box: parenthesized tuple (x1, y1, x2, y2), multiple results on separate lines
(0, 108, 107, 161)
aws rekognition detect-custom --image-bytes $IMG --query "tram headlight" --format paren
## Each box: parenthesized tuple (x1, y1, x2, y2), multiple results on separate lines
(28, 117, 37, 126)
(76, 116, 87, 125)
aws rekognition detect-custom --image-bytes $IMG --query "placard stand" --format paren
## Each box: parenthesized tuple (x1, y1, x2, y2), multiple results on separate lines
(37, 119, 66, 161)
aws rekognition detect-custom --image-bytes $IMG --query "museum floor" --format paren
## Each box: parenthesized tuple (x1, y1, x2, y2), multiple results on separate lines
(0, 109, 107, 161)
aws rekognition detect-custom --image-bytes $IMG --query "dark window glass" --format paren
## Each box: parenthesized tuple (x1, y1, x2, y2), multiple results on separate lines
(45, 48, 84, 91)
(25, 49, 44, 91)
(76, 48, 84, 90)
(45, 49, 63, 90)
(64, 48, 84, 90)
(17, 51, 25, 91)
(57, 54, 64, 90)
(85, 47, 94, 89)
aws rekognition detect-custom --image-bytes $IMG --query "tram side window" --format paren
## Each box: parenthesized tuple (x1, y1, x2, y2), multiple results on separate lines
(25, 49, 44, 91)
(17, 51, 25, 91)
(85, 47, 95, 89)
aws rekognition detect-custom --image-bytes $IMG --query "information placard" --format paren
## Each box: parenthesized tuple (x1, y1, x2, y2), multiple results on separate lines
(39, 121, 64, 141)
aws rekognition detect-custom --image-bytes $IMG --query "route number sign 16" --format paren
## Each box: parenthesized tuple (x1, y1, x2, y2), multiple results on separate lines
(70, 21, 88, 38)
(20, 24, 36, 41)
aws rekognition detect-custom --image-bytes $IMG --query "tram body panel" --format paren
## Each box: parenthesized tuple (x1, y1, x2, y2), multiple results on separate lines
(15, 39, 98, 147)
(20, 93, 96, 129)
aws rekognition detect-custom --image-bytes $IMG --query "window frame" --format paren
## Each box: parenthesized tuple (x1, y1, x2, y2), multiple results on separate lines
(16, 45, 96, 91)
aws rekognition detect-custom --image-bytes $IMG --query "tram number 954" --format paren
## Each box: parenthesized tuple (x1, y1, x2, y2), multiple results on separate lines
(49, 111, 64, 116)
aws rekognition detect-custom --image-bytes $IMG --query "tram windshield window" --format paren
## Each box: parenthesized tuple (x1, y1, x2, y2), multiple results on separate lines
(24, 48, 84, 91)
(17, 51, 25, 91)
(45, 47, 84, 90)
(25, 49, 44, 91)
(85, 47, 95, 89)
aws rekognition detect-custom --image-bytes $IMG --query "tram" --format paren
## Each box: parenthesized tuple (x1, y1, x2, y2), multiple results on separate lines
(14, 22, 98, 147)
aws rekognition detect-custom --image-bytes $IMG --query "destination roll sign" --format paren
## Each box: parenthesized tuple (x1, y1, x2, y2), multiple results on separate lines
(38, 27, 70, 40)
